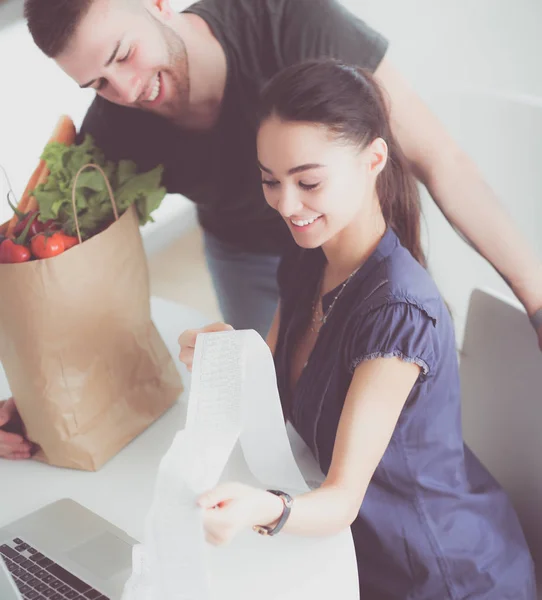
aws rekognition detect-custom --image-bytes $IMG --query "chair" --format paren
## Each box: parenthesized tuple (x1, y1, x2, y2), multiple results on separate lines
(460, 288, 542, 594)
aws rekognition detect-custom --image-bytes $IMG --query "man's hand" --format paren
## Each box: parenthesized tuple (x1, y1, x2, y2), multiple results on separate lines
(178, 322, 234, 372)
(0, 398, 32, 460)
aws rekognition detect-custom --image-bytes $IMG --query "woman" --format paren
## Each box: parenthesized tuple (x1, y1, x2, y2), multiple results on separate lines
(178, 60, 535, 599)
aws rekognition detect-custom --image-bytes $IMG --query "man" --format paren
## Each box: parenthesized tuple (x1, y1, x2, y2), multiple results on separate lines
(0, 0, 541, 458)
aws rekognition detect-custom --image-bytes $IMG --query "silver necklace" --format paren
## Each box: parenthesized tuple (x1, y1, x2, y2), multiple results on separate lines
(311, 266, 360, 334)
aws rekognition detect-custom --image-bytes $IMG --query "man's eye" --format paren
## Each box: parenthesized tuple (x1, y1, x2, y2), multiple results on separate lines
(118, 48, 132, 63)
(262, 180, 279, 188)
(299, 182, 319, 191)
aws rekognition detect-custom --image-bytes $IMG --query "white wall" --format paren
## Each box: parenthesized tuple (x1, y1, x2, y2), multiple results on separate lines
(1, 1, 540, 342)
(341, 0, 542, 344)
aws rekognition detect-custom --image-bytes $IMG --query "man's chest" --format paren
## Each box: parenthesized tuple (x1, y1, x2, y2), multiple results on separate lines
(160, 114, 260, 200)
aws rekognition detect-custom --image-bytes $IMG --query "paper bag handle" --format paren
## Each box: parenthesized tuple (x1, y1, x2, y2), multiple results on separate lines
(71, 163, 119, 244)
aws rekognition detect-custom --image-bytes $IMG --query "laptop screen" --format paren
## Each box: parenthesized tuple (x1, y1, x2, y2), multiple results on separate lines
(0, 556, 22, 600)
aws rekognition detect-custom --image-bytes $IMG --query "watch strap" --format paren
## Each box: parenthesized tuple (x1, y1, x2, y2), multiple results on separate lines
(253, 490, 293, 537)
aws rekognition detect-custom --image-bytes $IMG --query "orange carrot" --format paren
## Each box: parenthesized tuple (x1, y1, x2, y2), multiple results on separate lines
(4, 163, 46, 237)
(5, 116, 76, 236)
(50, 115, 77, 147)
(24, 165, 49, 215)
(14, 162, 45, 212)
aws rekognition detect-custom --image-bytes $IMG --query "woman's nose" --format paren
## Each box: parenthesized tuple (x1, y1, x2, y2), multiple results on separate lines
(276, 188, 303, 218)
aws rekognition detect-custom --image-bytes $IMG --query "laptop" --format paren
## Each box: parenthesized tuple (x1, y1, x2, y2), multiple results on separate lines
(0, 499, 137, 599)
(1, 555, 22, 600)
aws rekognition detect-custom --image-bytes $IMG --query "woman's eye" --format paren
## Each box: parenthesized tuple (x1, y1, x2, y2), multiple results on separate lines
(299, 182, 319, 191)
(262, 180, 279, 188)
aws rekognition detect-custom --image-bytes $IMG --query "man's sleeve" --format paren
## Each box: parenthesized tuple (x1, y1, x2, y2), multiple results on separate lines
(78, 97, 127, 161)
(78, 96, 167, 170)
(277, 0, 388, 73)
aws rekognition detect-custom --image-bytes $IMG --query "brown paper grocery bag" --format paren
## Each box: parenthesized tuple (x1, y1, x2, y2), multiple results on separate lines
(0, 164, 183, 471)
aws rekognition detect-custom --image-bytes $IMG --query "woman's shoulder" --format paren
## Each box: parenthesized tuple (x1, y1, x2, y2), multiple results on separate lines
(357, 241, 444, 325)
(343, 240, 456, 377)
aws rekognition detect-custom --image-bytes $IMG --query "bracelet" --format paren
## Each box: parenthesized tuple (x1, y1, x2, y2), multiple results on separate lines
(253, 490, 293, 537)
(530, 308, 542, 331)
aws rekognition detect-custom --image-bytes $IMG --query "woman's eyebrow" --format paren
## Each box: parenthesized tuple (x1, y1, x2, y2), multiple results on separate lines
(257, 161, 325, 175)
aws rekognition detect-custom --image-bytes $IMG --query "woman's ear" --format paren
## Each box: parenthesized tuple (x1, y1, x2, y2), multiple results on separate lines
(368, 137, 388, 175)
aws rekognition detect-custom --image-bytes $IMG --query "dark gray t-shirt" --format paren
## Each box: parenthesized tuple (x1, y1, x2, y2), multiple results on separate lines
(79, 0, 388, 253)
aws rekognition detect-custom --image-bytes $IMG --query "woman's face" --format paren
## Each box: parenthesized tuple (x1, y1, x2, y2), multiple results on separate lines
(257, 115, 385, 250)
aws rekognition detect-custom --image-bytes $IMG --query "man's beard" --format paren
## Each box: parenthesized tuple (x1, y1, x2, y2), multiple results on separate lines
(147, 12, 191, 127)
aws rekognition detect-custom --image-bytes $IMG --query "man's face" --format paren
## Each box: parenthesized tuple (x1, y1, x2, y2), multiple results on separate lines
(56, 0, 190, 124)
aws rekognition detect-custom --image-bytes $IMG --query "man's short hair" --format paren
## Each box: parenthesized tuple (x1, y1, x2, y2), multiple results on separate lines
(24, 0, 94, 58)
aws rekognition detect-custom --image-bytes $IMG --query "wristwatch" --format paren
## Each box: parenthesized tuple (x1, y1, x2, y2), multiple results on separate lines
(530, 308, 542, 331)
(253, 490, 293, 537)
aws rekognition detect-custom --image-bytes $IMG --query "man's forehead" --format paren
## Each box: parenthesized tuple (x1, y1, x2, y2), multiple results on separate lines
(56, 17, 119, 83)
(83, 0, 124, 30)
(67, 0, 133, 53)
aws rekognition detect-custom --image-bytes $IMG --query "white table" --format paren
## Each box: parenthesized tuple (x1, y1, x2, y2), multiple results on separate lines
(0, 297, 207, 537)
(0, 296, 359, 599)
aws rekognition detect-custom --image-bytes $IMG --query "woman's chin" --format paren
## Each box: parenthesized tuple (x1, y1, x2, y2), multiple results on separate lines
(289, 225, 327, 249)
(291, 235, 324, 250)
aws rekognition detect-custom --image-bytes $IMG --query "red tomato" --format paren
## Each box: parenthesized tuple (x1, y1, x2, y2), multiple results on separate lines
(58, 233, 79, 250)
(0, 239, 31, 263)
(30, 232, 66, 260)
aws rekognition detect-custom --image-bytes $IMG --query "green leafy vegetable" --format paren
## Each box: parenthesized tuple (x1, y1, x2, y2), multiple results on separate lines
(32, 135, 167, 240)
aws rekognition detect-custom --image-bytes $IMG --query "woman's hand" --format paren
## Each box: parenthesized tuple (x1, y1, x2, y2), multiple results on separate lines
(197, 482, 284, 546)
(0, 398, 33, 460)
(178, 322, 234, 371)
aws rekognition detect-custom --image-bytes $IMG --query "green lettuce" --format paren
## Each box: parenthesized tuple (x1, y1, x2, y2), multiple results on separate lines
(32, 134, 167, 240)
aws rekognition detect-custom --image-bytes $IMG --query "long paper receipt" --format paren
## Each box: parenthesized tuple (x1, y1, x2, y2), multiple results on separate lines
(121, 330, 359, 600)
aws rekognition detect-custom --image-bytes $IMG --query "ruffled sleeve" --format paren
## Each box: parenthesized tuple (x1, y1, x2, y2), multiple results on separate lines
(345, 301, 439, 378)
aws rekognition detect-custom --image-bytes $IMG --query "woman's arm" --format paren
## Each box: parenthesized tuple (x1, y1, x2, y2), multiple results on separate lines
(199, 356, 421, 542)
(374, 58, 542, 340)
(276, 356, 420, 536)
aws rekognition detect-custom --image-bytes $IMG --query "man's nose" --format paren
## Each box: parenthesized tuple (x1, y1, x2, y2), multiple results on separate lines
(110, 68, 144, 105)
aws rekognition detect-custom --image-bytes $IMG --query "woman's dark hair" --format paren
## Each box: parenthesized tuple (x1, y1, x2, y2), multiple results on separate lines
(259, 59, 426, 267)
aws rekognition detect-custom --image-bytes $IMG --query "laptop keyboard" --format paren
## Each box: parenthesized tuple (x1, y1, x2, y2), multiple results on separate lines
(0, 538, 110, 600)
